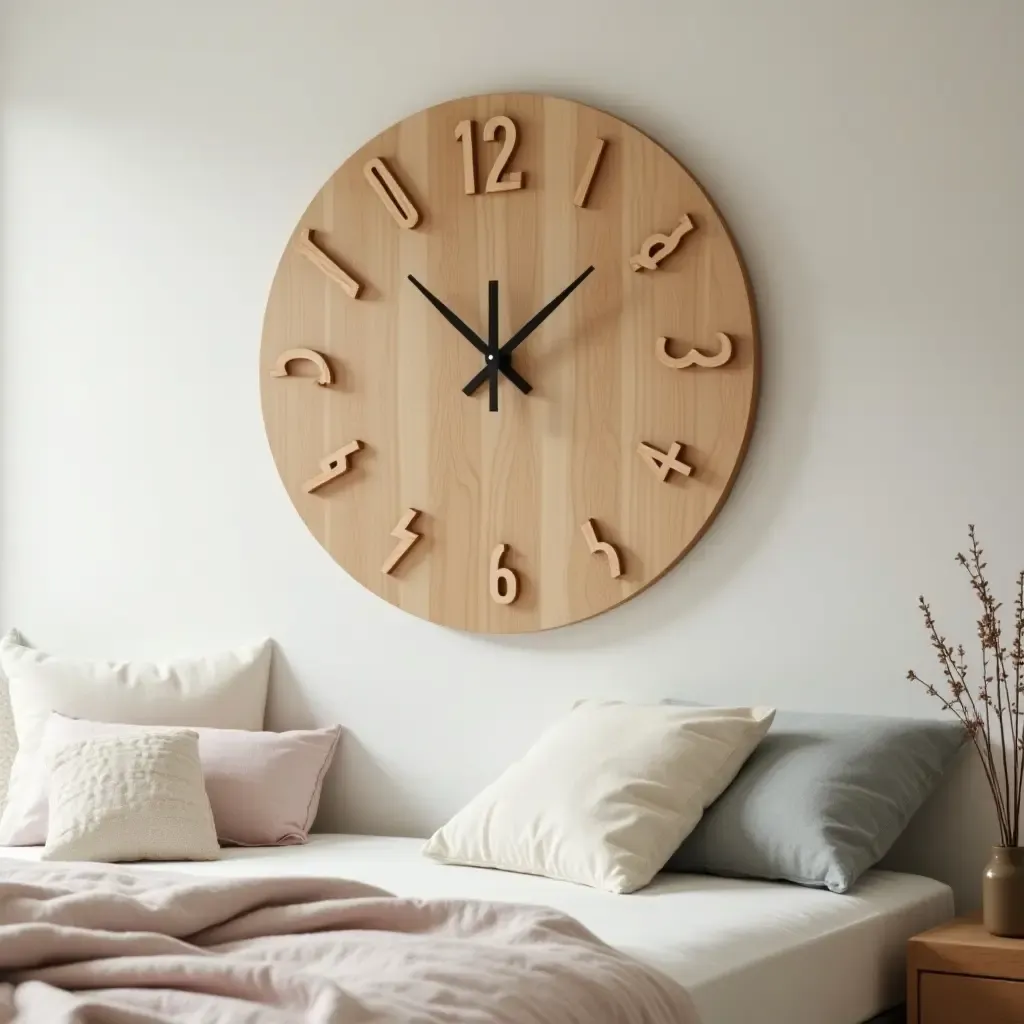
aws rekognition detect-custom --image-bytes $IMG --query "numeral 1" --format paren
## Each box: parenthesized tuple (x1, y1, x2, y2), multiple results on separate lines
(574, 138, 607, 209)
(296, 229, 362, 299)
(454, 120, 476, 195)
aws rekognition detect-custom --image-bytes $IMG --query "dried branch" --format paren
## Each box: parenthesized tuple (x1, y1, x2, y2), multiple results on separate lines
(909, 667, 1009, 839)
(911, 527, 1024, 847)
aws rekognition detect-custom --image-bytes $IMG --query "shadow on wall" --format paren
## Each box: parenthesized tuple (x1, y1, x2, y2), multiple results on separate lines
(263, 643, 421, 835)
(881, 745, 998, 914)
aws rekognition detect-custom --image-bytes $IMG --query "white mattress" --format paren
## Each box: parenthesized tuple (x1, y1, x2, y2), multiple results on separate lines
(0, 834, 953, 1024)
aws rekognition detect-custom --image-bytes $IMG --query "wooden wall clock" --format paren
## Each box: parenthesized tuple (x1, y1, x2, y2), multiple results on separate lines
(261, 93, 758, 633)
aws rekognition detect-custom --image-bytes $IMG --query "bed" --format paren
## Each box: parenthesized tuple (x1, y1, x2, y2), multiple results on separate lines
(0, 833, 952, 1024)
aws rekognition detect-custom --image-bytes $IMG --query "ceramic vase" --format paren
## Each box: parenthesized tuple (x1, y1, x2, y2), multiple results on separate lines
(983, 846, 1024, 937)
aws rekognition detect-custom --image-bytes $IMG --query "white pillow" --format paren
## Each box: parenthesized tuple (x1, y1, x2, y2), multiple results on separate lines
(423, 701, 775, 893)
(0, 681, 15, 815)
(42, 730, 220, 862)
(0, 630, 271, 843)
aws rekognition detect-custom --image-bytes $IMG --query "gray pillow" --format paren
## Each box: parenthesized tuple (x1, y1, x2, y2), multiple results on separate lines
(664, 702, 965, 893)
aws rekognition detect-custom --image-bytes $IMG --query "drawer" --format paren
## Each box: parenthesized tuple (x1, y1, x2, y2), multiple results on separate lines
(920, 971, 1024, 1024)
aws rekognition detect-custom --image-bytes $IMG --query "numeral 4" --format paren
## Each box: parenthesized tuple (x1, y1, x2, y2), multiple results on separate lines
(637, 442, 692, 482)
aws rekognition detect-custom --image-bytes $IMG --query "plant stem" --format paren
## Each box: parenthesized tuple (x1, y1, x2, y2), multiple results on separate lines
(1014, 571, 1024, 841)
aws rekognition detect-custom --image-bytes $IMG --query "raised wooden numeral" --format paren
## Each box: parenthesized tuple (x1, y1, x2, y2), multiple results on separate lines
(381, 509, 422, 575)
(454, 119, 476, 195)
(581, 519, 622, 578)
(573, 138, 607, 209)
(489, 544, 519, 605)
(269, 348, 333, 386)
(455, 116, 524, 195)
(656, 332, 733, 370)
(637, 441, 692, 482)
(363, 157, 420, 229)
(629, 216, 695, 272)
(483, 116, 523, 193)
(296, 229, 362, 299)
(304, 441, 362, 494)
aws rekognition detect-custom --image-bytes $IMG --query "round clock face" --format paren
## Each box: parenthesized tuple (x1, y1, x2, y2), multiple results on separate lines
(261, 93, 758, 633)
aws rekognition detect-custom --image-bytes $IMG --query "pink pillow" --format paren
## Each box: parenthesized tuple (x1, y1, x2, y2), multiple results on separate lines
(1, 713, 340, 847)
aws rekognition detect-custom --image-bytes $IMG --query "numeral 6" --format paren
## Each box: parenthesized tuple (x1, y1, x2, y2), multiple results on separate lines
(489, 544, 519, 605)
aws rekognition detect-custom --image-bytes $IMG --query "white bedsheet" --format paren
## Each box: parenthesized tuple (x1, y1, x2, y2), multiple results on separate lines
(0, 834, 952, 1024)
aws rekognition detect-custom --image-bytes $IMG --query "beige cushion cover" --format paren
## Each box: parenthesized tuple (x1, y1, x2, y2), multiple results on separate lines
(424, 701, 775, 894)
(0, 630, 271, 843)
(42, 730, 220, 862)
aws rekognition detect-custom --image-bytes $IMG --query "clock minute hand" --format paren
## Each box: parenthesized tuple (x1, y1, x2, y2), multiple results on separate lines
(408, 275, 532, 395)
(407, 274, 487, 355)
(462, 265, 596, 397)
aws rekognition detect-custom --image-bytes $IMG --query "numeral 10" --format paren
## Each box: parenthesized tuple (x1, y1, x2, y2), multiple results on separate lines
(454, 116, 523, 195)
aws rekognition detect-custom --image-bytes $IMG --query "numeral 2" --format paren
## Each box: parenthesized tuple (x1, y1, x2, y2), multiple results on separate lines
(454, 117, 524, 195)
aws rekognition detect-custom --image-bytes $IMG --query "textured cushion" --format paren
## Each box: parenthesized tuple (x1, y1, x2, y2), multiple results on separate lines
(42, 731, 220, 862)
(2, 714, 340, 847)
(664, 702, 966, 892)
(424, 701, 775, 894)
(0, 631, 271, 843)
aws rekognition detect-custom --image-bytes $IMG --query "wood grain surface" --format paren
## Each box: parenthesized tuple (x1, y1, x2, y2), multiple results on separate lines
(261, 93, 758, 632)
(908, 916, 1024, 1023)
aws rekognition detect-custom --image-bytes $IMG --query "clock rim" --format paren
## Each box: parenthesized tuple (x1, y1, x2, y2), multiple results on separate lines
(259, 91, 761, 633)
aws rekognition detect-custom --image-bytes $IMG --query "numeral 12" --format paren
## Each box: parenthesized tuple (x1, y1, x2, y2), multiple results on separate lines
(454, 116, 523, 195)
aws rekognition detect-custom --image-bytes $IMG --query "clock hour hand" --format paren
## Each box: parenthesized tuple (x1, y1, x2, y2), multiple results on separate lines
(407, 275, 532, 394)
(462, 265, 595, 396)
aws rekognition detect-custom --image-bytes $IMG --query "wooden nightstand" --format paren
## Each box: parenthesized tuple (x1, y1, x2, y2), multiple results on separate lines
(908, 917, 1024, 1023)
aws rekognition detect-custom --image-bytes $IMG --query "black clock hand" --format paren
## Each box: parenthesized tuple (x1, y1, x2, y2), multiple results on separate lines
(462, 265, 595, 396)
(408, 274, 486, 354)
(407, 275, 532, 394)
(487, 279, 499, 413)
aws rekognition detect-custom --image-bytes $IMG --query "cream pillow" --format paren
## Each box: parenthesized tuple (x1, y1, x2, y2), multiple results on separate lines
(0, 630, 271, 842)
(42, 731, 220, 862)
(424, 701, 775, 893)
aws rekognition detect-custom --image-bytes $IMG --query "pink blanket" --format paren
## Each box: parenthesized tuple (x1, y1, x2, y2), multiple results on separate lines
(0, 859, 698, 1023)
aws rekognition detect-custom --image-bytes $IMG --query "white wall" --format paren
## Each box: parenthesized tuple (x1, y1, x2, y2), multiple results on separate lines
(2, 0, 1021, 909)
